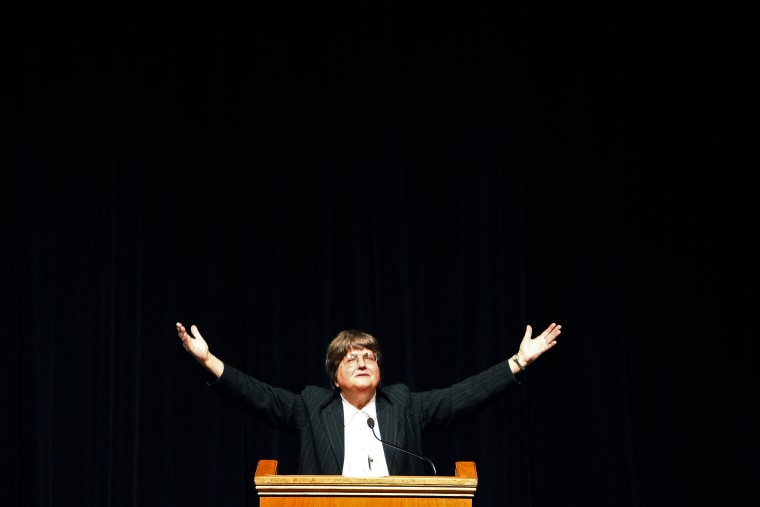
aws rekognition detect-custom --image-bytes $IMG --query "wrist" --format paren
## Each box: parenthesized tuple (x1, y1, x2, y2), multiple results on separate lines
(511, 353, 526, 371)
(202, 353, 225, 378)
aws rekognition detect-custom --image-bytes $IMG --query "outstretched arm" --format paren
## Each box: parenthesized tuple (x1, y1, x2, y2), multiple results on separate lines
(176, 322, 225, 378)
(509, 322, 562, 374)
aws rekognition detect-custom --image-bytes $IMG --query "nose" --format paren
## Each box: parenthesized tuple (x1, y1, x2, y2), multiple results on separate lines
(357, 354, 372, 368)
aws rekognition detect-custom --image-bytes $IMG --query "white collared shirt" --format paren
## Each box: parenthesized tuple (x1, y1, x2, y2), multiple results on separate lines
(340, 394, 390, 477)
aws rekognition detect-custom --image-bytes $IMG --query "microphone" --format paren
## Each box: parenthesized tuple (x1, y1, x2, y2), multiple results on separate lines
(366, 417, 437, 475)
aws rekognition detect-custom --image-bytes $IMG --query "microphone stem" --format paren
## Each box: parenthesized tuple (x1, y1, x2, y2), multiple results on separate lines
(367, 419, 437, 475)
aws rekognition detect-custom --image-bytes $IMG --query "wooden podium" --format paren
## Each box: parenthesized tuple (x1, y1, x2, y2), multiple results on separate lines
(254, 460, 478, 506)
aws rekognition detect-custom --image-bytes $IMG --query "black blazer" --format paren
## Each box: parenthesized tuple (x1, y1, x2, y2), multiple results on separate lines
(211, 359, 519, 475)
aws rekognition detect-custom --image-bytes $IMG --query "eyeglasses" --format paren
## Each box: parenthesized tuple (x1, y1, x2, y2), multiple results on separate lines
(343, 351, 377, 367)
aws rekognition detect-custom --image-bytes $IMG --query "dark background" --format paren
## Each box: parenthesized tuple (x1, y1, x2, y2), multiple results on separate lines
(7, 5, 744, 507)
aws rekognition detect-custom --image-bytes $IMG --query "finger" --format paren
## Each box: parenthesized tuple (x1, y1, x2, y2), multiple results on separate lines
(523, 324, 533, 340)
(190, 324, 203, 340)
(533, 324, 550, 340)
(177, 323, 191, 349)
(544, 324, 561, 344)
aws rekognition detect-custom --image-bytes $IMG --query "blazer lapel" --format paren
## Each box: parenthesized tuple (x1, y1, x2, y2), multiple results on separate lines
(322, 398, 345, 470)
(376, 396, 398, 471)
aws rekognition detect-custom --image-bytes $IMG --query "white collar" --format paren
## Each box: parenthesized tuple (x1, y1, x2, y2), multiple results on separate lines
(340, 393, 378, 427)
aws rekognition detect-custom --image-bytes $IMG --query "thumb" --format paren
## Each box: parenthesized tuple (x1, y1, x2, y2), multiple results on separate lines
(190, 325, 203, 340)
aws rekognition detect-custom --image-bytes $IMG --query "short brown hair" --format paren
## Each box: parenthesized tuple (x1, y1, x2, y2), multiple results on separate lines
(325, 329, 382, 390)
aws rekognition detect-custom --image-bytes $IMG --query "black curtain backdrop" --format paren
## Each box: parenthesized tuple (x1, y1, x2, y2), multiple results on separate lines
(8, 5, 745, 507)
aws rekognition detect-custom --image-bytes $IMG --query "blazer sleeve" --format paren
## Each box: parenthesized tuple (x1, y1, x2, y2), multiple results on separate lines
(208, 363, 302, 430)
(412, 359, 519, 430)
